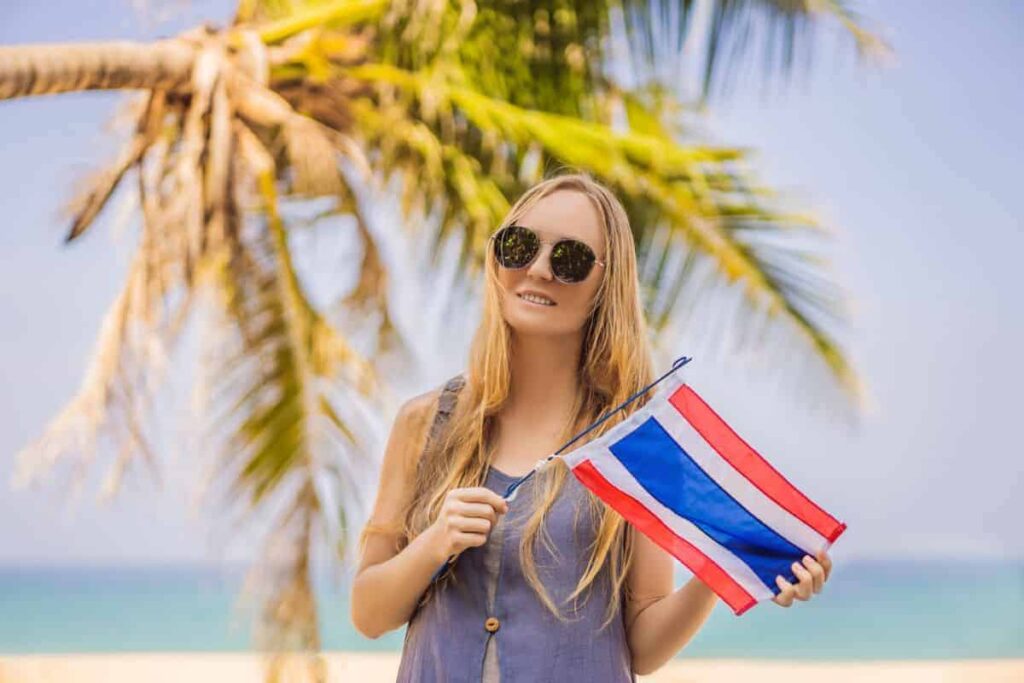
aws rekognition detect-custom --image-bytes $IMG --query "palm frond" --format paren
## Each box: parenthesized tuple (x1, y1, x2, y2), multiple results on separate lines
(615, 0, 891, 101)
(368, 0, 888, 111)
(13, 27, 381, 674)
(339, 62, 860, 402)
(194, 169, 377, 665)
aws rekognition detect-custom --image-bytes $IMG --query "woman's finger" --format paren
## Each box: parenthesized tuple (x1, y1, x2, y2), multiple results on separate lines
(816, 549, 833, 583)
(453, 516, 492, 535)
(802, 555, 825, 593)
(458, 501, 499, 523)
(455, 487, 509, 513)
(455, 531, 488, 548)
(774, 575, 794, 607)
(790, 561, 813, 600)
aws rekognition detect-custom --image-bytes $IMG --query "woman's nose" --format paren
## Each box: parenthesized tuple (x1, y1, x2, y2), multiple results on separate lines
(526, 243, 554, 281)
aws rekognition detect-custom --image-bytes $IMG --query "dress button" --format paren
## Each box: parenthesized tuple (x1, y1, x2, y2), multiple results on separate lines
(484, 617, 501, 633)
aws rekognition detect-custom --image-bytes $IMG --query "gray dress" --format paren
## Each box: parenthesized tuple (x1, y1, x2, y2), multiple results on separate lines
(395, 374, 637, 683)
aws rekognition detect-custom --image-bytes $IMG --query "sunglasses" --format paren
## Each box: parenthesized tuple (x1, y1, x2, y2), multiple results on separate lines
(490, 224, 606, 284)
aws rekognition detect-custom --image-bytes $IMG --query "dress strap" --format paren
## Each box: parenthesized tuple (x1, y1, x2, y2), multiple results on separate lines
(413, 373, 468, 595)
(422, 373, 467, 463)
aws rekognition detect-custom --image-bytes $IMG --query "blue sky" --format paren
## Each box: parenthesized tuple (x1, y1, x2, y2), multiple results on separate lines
(1, 1, 1021, 566)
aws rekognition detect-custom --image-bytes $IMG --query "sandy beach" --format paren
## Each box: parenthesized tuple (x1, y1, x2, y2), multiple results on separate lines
(1, 653, 1021, 682)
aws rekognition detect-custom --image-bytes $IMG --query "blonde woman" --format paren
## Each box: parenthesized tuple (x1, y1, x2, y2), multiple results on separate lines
(351, 172, 833, 681)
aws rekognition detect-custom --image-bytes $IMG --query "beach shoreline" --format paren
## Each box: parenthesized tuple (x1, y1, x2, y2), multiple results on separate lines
(1, 653, 1022, 682)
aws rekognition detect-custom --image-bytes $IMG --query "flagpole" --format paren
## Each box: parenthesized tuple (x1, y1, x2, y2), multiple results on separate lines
(425, 355, 693, 585)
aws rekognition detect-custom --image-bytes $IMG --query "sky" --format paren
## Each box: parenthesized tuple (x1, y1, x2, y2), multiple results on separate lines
(1, 1, 1022, 567)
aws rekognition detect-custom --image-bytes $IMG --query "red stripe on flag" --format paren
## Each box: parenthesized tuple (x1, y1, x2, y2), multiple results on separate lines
(669, 385, 846, 543)
(571, 459, 758, 616)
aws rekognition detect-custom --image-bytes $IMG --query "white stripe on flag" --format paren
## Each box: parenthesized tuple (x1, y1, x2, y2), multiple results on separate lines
(584, 447, 775, 601)
(650, 400, 825, 555)
(559, 401, 655, 468)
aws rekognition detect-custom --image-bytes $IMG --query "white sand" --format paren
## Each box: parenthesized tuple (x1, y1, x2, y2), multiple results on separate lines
(1, 653, 1022, 682)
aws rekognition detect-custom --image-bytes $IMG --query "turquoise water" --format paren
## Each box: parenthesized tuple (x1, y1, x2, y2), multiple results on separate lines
(1, 560, 1021, 659)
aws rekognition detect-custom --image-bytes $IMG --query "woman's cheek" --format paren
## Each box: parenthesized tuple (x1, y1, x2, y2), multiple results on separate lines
(564, 298, 592, 330)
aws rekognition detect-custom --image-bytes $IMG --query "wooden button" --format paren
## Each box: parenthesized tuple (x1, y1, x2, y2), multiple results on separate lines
(484, 617, 500, 633)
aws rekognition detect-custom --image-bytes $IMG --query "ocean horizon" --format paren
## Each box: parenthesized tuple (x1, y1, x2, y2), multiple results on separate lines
(1, 558, 1021, 660)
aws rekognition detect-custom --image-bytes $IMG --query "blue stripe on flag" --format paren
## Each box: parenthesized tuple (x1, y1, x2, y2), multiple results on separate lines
(608, 416, 804, 590)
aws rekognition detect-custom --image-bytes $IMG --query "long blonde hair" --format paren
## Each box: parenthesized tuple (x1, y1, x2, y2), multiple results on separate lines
(388, 171, 654, 629)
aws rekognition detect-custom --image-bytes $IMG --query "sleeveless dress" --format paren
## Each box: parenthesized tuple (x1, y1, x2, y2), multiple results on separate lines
(395, 374, 637, 683)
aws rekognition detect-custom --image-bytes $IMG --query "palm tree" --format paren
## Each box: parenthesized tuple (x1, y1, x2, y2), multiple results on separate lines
(2, 0, 887, 678)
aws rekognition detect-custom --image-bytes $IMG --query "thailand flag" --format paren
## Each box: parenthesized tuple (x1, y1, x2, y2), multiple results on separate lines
(561, 372, 847, 615)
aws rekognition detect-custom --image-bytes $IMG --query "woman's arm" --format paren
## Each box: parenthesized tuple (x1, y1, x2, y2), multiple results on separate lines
(350, 390, 448, 639)
(622, 531, 718, 676)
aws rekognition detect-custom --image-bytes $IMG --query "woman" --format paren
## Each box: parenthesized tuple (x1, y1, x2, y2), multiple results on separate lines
(350, 172, 833, 681)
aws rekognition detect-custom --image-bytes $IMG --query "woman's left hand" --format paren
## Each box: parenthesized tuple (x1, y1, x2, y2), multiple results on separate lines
(772, 549, 832, 607)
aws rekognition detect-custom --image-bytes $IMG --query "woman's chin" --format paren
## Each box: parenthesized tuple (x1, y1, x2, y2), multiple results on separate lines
(506, 316, 580, 338)
(502, 300, 585, 336)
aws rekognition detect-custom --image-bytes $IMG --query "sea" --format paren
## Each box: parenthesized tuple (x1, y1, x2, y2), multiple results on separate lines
(1, 559, 1021, 659)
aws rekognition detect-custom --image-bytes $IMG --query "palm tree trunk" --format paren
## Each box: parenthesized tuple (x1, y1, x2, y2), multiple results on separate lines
(0, 41, 193, 100)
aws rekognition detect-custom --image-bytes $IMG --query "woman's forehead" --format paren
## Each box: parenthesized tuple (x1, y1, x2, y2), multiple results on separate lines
(516, 190, 604, 244)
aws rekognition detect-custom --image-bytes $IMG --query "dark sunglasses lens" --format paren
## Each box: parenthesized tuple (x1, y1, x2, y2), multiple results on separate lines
(551, 240, 596, 283)
(493, 225, 539, 269)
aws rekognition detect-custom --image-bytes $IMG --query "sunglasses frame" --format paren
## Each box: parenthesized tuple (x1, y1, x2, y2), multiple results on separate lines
(489, 223, 606, 284)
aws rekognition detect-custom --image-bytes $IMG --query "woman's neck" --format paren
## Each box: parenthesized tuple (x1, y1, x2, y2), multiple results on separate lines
(505, 332, 582, 424)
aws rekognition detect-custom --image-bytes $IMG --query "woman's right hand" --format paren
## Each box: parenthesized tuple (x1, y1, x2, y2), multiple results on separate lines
(430, 487, 510, 560)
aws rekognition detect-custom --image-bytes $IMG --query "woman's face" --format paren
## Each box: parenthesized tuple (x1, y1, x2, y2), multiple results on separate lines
(495, 189, 607, 337)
